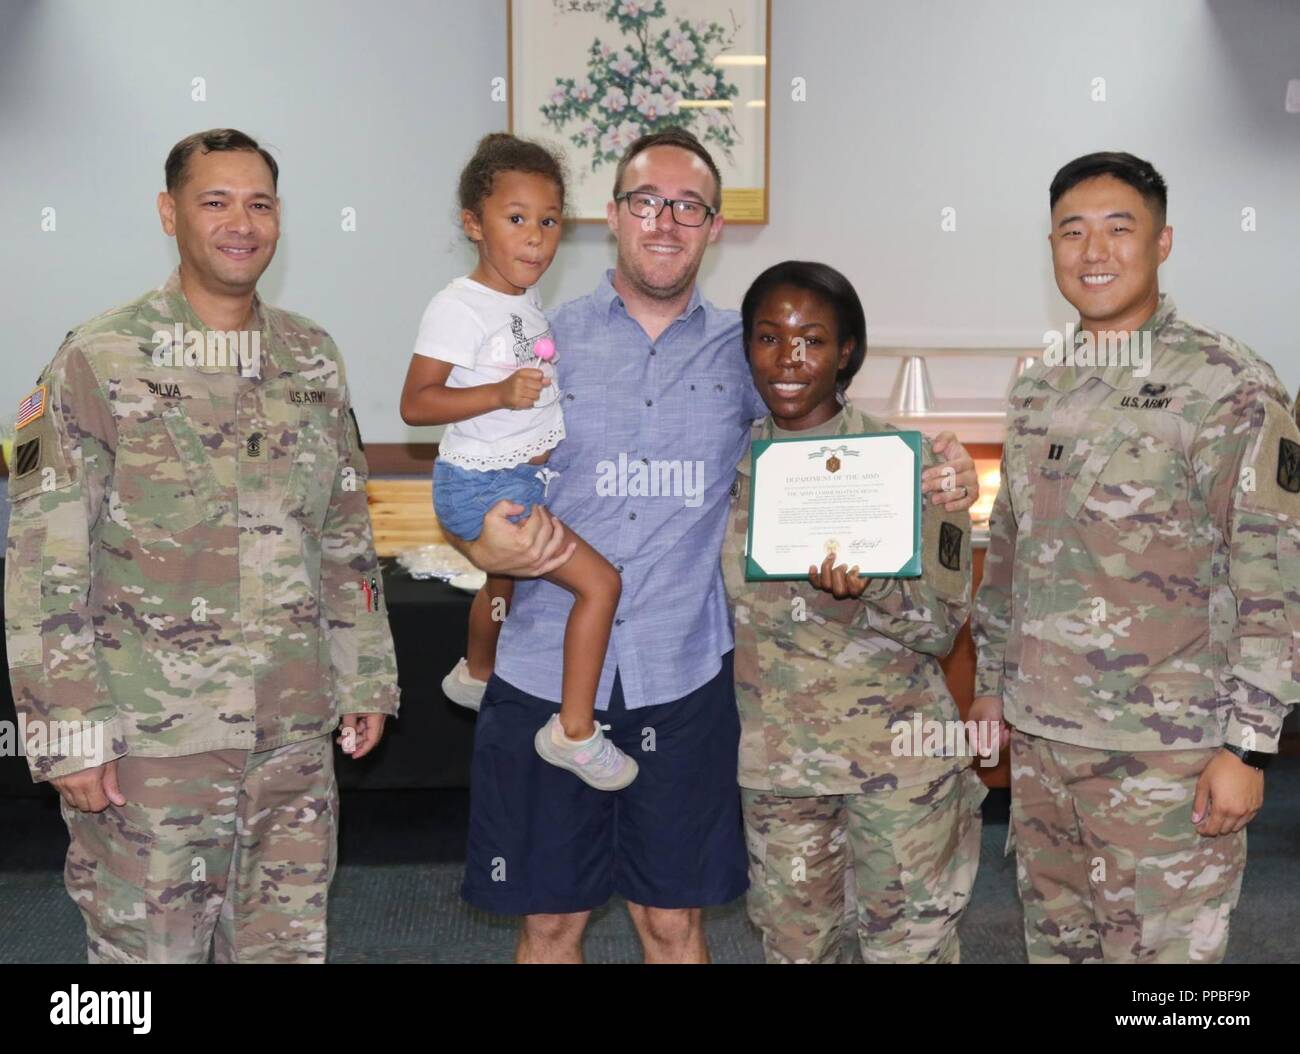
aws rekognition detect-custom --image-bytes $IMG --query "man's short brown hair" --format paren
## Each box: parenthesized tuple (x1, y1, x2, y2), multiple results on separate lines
(612, 127, 722, 210)
(165, 128, 279, 193)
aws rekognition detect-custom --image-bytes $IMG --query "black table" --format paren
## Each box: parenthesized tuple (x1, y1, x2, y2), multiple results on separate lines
(345, 560, 478, 789)
(0, 559, 478, 797)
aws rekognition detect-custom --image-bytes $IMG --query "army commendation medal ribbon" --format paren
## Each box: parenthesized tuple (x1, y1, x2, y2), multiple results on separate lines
(744, 431, 923, 580)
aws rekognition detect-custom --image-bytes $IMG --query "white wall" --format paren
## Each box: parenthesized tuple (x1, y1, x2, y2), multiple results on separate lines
(3, 0, 1298, 444)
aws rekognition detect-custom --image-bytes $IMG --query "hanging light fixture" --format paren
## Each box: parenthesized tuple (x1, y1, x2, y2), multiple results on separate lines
(889, 355, 935, 415)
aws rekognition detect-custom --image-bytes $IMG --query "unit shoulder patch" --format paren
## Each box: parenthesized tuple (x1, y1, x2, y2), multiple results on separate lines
(1278, 437, 1300, 495)
(348, 406, 365, 451)
(939, 521, 963, 572)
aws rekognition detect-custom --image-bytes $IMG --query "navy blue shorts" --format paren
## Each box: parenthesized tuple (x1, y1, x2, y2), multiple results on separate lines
(461, 652, 748, 915)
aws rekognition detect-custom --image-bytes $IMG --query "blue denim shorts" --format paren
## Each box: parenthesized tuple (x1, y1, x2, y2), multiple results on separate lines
(433, 458, 555, 541)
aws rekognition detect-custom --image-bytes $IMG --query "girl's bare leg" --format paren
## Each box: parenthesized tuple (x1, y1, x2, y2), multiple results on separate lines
(465, 574, 513, 681)
(542, 534, 622, 740)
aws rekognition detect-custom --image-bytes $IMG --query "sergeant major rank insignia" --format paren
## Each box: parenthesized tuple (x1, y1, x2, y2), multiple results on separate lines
(938, 522, 963, 572)
(1278, 437, 1300, 494)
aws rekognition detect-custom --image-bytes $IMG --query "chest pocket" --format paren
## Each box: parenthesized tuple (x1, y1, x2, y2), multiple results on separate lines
(1063, 418, 1186, 555)
(115, 405, 225, 542)
(556, 384, 606, 466)
(685, 375, 737, 430)
(283, 409, 341, 533)
(1001, 409, 1048, 528)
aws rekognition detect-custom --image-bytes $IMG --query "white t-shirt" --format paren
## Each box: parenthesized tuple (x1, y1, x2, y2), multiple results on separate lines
(412, 277, 565, 470)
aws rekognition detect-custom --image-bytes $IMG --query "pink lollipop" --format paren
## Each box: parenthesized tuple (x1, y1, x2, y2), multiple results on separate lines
(533, 337, 556, 362)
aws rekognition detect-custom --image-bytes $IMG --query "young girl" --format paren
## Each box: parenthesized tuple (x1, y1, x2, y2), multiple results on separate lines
(400, 133, 635, 791)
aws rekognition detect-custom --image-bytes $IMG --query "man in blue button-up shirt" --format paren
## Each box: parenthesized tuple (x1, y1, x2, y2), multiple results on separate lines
(449, 129, 977, 963)
(495, 268, 760, 710)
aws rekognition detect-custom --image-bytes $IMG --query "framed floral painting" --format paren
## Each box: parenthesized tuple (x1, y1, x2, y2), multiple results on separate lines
(508, 0, 771, 223)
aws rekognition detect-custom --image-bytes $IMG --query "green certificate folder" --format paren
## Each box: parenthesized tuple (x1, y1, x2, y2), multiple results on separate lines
(745, 430, 923, 581)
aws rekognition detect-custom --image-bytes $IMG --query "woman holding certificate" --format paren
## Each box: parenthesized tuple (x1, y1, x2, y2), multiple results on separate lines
(722, 261, 987, 964)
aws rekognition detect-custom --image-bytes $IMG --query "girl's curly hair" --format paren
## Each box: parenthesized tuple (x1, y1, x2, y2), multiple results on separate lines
(457, 133, 566, 217)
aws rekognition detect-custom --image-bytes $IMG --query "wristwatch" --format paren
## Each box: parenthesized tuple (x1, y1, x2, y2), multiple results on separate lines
(1221, 743, 1272, 770)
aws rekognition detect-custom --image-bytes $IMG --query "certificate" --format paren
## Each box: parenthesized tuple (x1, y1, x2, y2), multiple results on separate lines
(745, 431, 922, 580)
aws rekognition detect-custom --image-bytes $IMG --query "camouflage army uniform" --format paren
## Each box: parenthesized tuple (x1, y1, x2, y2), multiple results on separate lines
(973, 295, 1300, 963)
(722, 402, 986, 964)
(4, 269, 400, 962)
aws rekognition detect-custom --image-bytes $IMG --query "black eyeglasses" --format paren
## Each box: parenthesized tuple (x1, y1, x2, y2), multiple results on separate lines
(615, 191, 717, 228)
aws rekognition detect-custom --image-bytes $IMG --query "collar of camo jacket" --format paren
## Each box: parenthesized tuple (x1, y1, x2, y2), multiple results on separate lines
(158, 267, 298, 380)
(1040, 293, 1177, 394)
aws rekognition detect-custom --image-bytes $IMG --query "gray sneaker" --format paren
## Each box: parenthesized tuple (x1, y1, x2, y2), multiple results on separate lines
(441, 658, 487, 711)
(534, 714, 638, 791)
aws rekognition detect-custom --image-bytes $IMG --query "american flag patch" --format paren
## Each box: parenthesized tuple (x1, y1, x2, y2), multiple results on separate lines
(16, 385, 46, 429)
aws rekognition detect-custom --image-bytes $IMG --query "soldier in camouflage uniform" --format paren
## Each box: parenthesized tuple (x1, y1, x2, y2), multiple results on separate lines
(972, 152, 1300, 963)
(3, 129, 399, 963)
(724, 261, 986, 964)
